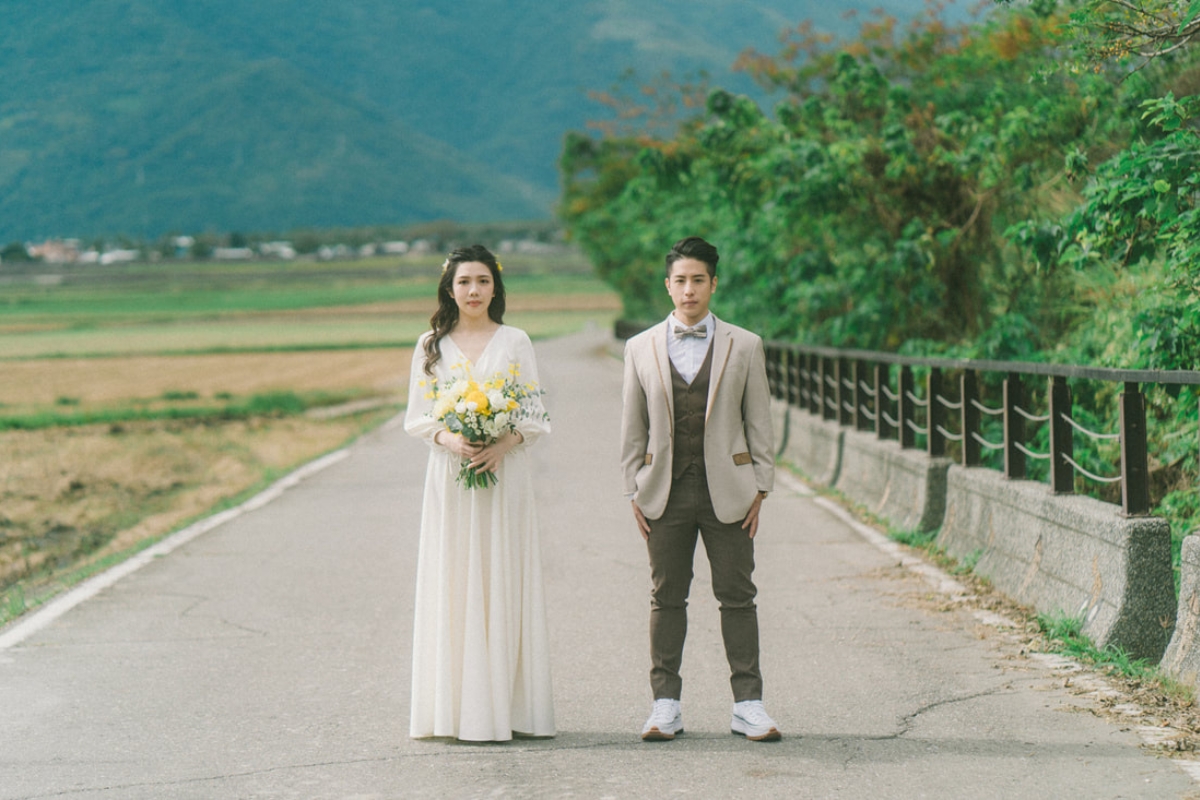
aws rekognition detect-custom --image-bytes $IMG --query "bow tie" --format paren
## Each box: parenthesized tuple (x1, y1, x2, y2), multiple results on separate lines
(674, 324, 708, 340)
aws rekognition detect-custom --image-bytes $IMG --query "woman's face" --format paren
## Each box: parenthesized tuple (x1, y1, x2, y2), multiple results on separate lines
(451, 261, 495, 321)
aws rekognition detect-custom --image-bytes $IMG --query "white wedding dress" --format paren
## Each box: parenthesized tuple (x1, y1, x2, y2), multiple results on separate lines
(403, 325, 555, 741)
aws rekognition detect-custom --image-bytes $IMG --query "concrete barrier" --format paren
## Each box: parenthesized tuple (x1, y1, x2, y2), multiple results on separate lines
(773, 400, 842, 485)
(834, 429, 951, 534)
(1162, 534, 1200, 683)
(939, 465, 1175, 661)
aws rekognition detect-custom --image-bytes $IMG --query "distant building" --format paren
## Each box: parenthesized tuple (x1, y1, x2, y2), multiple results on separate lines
(99, 249, 139, 265)
(213, 247, 255, 260)
(27, 239, 82, 263)
(260, 241, 297, 260)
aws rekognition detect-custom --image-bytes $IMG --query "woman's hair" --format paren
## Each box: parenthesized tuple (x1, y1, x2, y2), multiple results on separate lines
(422, 244, 507, 374)
(664, 236, 719, 278)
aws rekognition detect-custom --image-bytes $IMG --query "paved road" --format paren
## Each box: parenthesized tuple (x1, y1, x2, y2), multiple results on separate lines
(0, 328, 1195, 799)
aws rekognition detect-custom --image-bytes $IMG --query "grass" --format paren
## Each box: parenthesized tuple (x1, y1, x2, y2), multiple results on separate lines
(0, 259, 608, 325)
(0, 389, 364, 431)
(1035, 612, 1194, 703)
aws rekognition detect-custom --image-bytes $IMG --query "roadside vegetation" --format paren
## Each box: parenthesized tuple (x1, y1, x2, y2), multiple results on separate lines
(559, 0, 1200, 584)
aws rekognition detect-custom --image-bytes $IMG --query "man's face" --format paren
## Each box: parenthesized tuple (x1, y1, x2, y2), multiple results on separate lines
(665, 257, 716, 327)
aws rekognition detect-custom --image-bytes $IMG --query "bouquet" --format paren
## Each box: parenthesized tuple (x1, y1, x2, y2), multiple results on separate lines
(423, 362, 546, 489)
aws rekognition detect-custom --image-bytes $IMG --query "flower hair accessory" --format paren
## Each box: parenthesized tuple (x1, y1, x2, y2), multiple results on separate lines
(440, 256, 502, 273)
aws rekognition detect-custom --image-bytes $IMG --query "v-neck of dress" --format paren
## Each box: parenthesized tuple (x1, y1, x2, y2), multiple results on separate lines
(447, 325, 502, 367)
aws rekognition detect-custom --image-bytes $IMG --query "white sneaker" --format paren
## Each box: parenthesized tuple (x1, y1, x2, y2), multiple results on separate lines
(641, 698, 683, 740)
(731, 700, 781, 741)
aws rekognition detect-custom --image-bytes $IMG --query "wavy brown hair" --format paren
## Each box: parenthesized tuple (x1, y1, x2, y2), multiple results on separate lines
(422, 244, 507, 375)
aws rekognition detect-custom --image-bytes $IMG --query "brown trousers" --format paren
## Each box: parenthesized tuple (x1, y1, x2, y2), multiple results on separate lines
(646, 465, 762, 702)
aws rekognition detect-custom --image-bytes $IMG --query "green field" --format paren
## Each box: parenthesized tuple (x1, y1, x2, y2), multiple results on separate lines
(0, 252, 618, 358)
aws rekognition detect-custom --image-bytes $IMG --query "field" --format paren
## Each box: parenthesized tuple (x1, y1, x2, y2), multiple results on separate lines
(0, 251, 618, 624)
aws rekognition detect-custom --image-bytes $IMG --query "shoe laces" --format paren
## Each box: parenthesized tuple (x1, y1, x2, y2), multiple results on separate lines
(649, 699, 679, 724)
(736, 701, 775, 726)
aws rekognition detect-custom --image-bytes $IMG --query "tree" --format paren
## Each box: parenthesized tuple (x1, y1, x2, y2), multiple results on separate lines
(1, 241, 32, 262)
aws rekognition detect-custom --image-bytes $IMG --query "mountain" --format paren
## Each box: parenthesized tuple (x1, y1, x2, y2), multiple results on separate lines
(0, 0, 954, 241)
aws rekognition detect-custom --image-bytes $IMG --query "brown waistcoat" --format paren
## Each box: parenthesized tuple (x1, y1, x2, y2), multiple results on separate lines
(669, 343, 714, 480)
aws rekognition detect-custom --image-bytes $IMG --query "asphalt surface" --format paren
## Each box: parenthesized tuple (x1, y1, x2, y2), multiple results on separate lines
(0, 327, 1195, 799)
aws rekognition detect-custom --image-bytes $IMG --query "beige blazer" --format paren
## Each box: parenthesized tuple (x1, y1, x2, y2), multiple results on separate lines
(621, 315, 775, 524)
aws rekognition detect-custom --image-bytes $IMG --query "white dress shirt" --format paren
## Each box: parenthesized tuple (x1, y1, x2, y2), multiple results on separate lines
(666, 311, 714, 385)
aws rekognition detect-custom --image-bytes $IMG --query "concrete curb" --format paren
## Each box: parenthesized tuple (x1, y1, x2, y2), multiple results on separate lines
(939, 465, 1175, 661)
(1162, 534, 1200, 682)
(773, 400, 842, 485)
(834, 428, 951, 534)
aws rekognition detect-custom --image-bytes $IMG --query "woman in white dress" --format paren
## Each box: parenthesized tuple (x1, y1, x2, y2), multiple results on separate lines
(404, 244, 555, 741)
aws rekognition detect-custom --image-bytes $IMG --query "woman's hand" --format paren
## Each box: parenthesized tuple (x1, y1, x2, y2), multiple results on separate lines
(435, 431, 484, 460)
(467, 431, 523, 475)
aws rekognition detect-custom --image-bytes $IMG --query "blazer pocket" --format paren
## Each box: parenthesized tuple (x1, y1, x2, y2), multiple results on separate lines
(732, 452, 752, 466)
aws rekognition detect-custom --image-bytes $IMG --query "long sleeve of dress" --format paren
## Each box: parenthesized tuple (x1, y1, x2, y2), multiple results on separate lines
(510, 329, 551, 450)
(404, 332, 443, 447)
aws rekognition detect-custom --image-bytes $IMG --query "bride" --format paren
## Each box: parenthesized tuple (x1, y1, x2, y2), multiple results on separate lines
(403, 244, 555, 741)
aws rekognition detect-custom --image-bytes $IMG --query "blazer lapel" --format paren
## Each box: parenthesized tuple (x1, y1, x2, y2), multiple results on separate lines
(705, 316, 734, 423)
(649, 321, 675, 432)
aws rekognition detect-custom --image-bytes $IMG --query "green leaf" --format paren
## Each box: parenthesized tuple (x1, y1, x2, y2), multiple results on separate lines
(1180, 0, 1200, 34)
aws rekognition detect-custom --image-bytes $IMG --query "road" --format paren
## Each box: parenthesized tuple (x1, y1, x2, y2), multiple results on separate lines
(0, 327, 1194, 799)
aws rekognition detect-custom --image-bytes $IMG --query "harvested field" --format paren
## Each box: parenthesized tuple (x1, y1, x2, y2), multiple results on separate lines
(1, 349, 412, 407)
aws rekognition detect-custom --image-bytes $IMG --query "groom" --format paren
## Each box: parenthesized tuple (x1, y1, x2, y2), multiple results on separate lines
(620, 236, 780, 742)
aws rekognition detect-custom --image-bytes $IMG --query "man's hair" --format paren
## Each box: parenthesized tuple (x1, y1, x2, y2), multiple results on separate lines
(665, 236, 719, 278)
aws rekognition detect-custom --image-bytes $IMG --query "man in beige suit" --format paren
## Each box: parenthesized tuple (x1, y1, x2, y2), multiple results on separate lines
(621, 236, 780, 742)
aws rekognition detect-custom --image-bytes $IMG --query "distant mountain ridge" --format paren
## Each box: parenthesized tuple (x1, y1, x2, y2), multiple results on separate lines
(0, 0, 950, 242)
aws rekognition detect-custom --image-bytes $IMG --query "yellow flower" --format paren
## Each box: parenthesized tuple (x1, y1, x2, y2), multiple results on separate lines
(464, 389, 490, 414)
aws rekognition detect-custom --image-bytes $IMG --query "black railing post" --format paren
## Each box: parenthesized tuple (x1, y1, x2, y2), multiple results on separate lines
(1003, 373, 1025, 480)
(796, 351, 806, 411)
(766, 345, 778, 398)
(855, 359, 871, 431)
(808, 353, 820, 415)
(875, 363, 892, 441)
(961, 370, 981, 467)
(928, 367, 946, 457)
(818, 356, 830, 420)
(1120, 383, 1150, 516)
(1050, 376, 1074, 494)
(838, 357, 853, 427)
(779, 348, 790, 404)
(899, 366, 915, 449)
(795, 350, 807, 410)
(776, 347, 787, 401)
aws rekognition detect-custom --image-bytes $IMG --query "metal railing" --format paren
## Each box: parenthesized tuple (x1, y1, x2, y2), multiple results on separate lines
(764, 343, 1200, 517)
